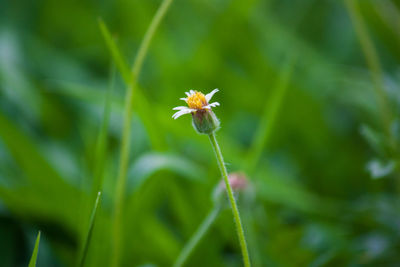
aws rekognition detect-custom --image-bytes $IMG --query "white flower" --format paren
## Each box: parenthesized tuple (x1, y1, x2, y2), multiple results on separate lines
(172, 89, 220, 119)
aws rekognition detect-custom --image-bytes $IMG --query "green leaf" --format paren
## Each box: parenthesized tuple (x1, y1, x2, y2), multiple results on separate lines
(28, 231, 41, 267)
(78, 191, 102, 267)
(128, 152, 206, 193)
(98, 18, 132, 84)
(98, 19, 166, 151)
(93, 66, 115, 194)
(0, 112, 81, 232)
(360, 124, 385, 154)
(255, 172, 338, 215)
(246, 55, 296, 172)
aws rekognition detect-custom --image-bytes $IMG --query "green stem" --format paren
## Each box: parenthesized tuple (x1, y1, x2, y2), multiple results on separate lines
(208, 133, 251, 267)
(111, 0, 174, 266)
(173, 205, 221, 267)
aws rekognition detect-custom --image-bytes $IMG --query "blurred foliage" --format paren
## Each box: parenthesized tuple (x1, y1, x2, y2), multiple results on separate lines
(1, 0, 400, 266)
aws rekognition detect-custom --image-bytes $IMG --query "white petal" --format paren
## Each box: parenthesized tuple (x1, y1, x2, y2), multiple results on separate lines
(208, 102, 220, 107)
(180, 98, 187, 102)
(190, 90, 195, 95)
(185, 91, 191, 96)
(205, 88, 219, 102)
(172, 109, 194, 119)
(173, 106, 189, 111)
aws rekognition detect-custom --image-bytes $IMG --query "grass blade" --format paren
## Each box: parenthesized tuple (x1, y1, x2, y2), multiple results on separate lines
(109, 1, 174, 266)
(130, 0, 174, 78)
(28, 231, 41, 267)
(98, 19, 131, 84)
(243, 55, 296, 266)
(78, 191, 102, 267)
(173, 205, 220, 267)
(246, 55, 296, 172)
(98, 19, 166, 151)
(93, 65, 115, 194)
(344, 0, 392, 136)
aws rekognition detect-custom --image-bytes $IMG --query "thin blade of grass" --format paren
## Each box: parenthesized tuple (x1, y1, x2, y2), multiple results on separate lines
(78, 191, 102, 267)
(28, 231, 41, 267)
(107, 0, 174, 266)
(243, 56, 296, 266)
(93, 65, 115, 194)
(98, 19, 131, 84)
(130, 0, 174, 78)
(344, 0, 392, 137)
(98, 19, 166, 151)
(246, 55, 296, 172)
(173, 205, 220, 267)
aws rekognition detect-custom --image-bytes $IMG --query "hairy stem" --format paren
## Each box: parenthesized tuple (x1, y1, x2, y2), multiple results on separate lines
(208, 133, 251, 267)
(173, 205, 221, 267)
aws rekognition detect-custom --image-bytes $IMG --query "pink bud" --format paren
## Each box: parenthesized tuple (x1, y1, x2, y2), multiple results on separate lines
(219, 172, 248, 191)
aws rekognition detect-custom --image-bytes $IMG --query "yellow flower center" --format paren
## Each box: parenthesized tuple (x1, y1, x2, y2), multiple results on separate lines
(187, 91, 208, 110)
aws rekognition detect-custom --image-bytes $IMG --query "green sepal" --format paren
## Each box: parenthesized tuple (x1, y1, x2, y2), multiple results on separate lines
(191, 110, 220, 134)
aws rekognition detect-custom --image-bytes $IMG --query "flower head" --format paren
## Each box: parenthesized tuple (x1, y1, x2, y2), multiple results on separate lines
(172, 89, 221, 134)
(172, 89, 219, 119)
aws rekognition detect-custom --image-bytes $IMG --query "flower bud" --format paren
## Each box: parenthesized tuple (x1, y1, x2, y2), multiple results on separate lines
(191, 110, 220, 135)
(212, 172, 249, 204)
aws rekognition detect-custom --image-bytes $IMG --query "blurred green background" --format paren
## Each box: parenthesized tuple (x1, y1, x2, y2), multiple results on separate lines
(1, 0, 400, 266)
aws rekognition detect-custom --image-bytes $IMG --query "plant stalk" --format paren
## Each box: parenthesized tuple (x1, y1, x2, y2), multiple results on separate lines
(208, 133, 251, 267)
